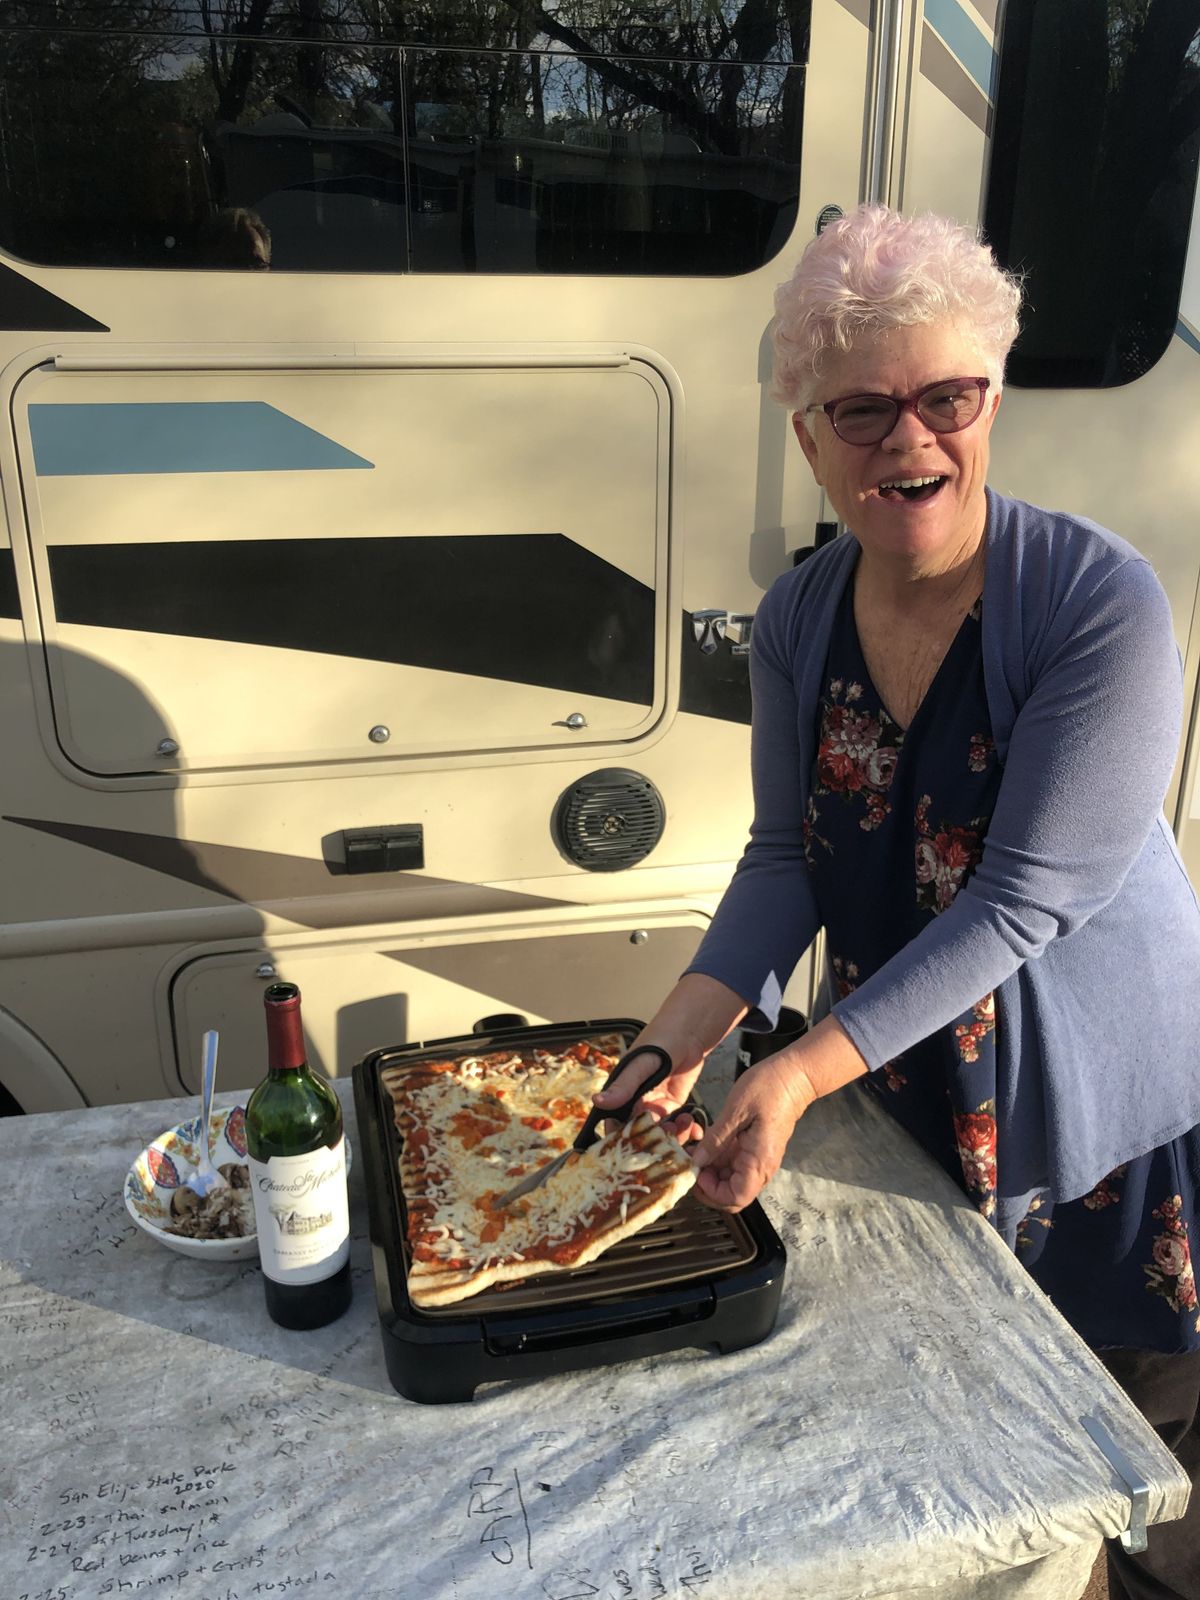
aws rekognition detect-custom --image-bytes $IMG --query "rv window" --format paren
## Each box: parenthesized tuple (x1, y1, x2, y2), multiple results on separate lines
(985, 0, 1200, 387)
(0, 3, 806, 277)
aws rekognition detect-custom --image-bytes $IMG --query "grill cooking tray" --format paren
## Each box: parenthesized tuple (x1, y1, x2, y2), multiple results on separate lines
(353, 1018, 786, 1403)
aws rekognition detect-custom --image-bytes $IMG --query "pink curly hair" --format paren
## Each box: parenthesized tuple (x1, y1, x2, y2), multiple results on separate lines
(771, 204, 1022, 408)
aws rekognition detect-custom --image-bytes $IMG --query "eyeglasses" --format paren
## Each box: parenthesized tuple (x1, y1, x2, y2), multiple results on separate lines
(806, 376, 990, 445)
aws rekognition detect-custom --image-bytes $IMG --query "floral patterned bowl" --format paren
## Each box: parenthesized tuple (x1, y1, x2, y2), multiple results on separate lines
(124, 1107, 353, 1262)
(124, 1104, 259, 1262)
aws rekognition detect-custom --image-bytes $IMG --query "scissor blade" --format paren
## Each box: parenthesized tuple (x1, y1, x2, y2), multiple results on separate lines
(496, 1148, 571, 1208)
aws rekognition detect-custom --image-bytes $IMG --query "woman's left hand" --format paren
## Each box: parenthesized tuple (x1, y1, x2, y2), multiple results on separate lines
(691, 1053, 816, 1211)
(692, 1015, 870, 1210)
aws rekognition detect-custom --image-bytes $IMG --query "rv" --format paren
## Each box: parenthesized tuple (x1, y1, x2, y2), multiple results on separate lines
(0, 0, 1197, 1109)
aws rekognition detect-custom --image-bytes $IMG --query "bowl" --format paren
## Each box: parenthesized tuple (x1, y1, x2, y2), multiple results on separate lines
(124, 1107, 355, 1262)
(124, 1104, 259, 1261)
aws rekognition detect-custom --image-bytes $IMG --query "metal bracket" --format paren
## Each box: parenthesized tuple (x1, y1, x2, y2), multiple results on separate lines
(1080, 1415, 1149, 1553)
(692, 608, 758, 656)
(692, 609, 728, 655)
(727, 613, 756, 657)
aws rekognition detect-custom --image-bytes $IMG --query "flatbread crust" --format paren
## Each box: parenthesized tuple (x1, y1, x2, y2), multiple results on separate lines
(381, 1043, 696, 1308)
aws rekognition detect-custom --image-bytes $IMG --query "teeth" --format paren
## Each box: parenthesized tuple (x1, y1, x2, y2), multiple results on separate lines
(880, 476, 943, 490)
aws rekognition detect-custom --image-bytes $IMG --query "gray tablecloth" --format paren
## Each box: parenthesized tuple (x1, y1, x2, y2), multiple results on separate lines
(0, 1053, 1188, 1600)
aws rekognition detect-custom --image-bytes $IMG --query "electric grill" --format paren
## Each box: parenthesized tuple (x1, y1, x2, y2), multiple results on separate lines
(353, 1017, 787, 1403)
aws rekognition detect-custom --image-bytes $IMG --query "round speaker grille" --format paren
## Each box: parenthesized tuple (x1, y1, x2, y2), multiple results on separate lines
(551, 768, 666, 872)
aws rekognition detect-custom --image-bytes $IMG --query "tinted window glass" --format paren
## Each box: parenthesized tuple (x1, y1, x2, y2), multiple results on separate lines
(985, 0, 1200, 387)
(0, 1, 807, 276)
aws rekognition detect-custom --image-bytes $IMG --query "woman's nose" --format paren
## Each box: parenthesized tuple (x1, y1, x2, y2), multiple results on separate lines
(882, 400, 937, 449)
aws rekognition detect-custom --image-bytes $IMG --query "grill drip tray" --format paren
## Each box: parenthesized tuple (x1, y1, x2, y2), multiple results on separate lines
(353, 1019, 787, 1403)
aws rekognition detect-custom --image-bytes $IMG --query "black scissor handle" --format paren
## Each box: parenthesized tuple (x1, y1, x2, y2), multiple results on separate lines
(573, 1044, 674, 1152)
(676, 1095, 710, 1131)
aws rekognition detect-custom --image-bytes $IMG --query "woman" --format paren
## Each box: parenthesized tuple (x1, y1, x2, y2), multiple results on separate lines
(597, 205, 1200, 1600)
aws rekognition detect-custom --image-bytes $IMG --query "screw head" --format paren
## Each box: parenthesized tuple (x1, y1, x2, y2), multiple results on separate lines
(156, 737, 180, 757)
(255, 961, 277, 979)
(629, 929, 649, 945)
(369, 725, 391, 744)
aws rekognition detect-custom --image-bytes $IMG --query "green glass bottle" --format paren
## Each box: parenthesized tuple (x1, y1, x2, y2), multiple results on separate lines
(245, 982, 352, 1330)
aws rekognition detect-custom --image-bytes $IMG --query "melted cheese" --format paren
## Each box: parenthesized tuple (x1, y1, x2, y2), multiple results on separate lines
(384, 1044, 695, 1276)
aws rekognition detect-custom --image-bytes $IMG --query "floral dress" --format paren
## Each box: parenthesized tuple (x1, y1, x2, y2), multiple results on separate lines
(804, 583, 1200, 1354)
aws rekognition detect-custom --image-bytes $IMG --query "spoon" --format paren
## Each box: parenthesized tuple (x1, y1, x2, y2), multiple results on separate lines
(182, 1030, 228, 1200)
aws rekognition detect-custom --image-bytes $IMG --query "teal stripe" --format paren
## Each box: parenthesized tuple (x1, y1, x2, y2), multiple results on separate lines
(1177, 319, 1200, 357)
(29, 402, 374, 476)
(924, 0, 996, 96)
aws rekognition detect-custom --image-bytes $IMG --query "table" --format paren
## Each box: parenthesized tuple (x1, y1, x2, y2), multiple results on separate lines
(0, 1050, 1189, 1600)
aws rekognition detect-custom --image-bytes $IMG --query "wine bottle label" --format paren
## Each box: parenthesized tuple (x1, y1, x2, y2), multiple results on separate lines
(248, 1139, 350, 1286)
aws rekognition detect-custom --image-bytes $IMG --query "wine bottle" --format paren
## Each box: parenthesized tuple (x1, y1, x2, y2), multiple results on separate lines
(246, 982, 352, 1330)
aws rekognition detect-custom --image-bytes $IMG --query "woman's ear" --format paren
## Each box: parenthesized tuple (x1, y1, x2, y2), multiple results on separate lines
(792, 411, 823, 481)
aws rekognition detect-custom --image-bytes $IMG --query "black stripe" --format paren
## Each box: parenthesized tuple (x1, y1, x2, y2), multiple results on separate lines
(1, 816, 569, 923)
(49, 535, 655, 705)
(0, 259, 108, 332)
(47, 537, 752, 723)
(0, 548, 17, 618)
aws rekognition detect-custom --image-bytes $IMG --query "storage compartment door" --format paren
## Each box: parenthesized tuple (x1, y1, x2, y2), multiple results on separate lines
(167, 909, 707, 1091)
(12, 352, 670, 775)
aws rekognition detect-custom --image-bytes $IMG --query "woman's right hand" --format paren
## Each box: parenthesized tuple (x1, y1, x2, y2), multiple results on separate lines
(591, 973, 749, 1142)
(593, 1035, 709, 1143)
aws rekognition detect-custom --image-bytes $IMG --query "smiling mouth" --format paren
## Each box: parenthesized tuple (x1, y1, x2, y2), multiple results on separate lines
(876, 475, 948, 503)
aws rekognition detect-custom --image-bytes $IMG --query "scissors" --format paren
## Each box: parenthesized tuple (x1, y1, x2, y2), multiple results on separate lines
(496, 1044, 677, 1209)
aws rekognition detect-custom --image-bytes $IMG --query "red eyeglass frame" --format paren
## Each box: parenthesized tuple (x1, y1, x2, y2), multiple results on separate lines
(805, 375, 991, 444)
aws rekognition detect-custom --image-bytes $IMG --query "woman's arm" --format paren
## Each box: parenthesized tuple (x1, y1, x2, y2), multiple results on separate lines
(596, 575, 823, 1121)
(679, 575, 824, 1027)
(835, 555, 1183, 1068)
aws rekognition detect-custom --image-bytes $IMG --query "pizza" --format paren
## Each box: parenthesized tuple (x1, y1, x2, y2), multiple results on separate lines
(380, 1038, 697, 1308)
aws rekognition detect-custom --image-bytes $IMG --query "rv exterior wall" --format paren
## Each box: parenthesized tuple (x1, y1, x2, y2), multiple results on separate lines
(0, 1, 1196, 1107)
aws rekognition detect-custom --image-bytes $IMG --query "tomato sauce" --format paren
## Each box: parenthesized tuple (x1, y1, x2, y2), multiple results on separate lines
(472, 1188, 521, 1245)
(450, 1108, 509, 1149)
(547, 1097, 587, 1123)
(528, 1186, 628, 1266)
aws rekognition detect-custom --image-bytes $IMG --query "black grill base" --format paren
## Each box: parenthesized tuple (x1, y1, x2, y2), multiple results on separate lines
(353, 1019, 787, 1404)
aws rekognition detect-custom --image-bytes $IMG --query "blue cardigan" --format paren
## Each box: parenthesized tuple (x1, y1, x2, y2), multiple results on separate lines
(687, 488, 1200, 1214)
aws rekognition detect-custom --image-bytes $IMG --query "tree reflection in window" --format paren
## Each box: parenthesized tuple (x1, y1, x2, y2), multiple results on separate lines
(0, 0, 810, 275)
(986, 0, 1200, 386)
